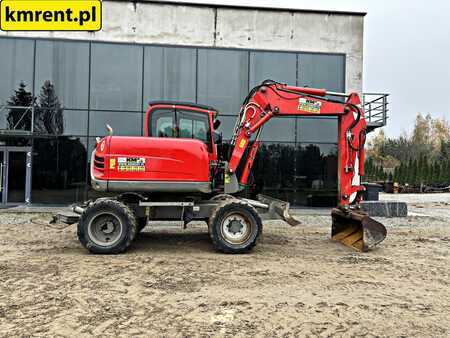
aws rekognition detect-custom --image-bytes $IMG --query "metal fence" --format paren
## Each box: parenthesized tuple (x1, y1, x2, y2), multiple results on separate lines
(0, 104, 35, 134)
(362, 93, 389, 130)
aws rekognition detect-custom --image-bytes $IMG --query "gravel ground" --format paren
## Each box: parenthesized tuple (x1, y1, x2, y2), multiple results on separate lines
(0, 197, 449, 337)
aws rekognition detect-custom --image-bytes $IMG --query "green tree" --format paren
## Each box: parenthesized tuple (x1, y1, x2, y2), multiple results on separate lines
(412, 159, 418, 184)
(426, 162, 434, 184)
(423, 157, 430, 184)
(393, 166, 399, 183)
(405, 158, 413, 184)
(438, 162, 446, 184)
(378, 166, 385, 181)
(446, 160, 450, 184)
(429, 162, 439, 183)
(397, 163, 404, 184)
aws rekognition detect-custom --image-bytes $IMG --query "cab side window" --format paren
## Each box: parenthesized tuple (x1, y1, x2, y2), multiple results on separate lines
(177, 110, 209, 144)
(150, 109, 175, 137)
(149, 108, 211, 150)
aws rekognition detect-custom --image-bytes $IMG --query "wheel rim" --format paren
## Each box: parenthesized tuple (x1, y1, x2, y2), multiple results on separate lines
(220, 213, 253, 245)
(87, 213, 123, 247)
(211, 194, 234, 201)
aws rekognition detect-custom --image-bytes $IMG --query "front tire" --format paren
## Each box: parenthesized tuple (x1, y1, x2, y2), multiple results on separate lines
(77, 199, 137, 254)
(209, 200, 262, 254)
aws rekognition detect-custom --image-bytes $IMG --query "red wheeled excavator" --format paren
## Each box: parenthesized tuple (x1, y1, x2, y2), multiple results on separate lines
(64, 80, 386, 254)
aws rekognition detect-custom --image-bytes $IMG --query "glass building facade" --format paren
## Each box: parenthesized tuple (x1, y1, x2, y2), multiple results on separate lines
(0, 36, 345, 206)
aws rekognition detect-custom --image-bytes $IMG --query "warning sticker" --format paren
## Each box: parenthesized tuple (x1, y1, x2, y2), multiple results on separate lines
(239, 139, 247, 149)
(117, 157, 146, 172)
(298, 98, 322, 114)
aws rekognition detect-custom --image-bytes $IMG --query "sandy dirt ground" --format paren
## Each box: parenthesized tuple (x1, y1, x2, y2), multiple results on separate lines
(0, 199, 449, 337)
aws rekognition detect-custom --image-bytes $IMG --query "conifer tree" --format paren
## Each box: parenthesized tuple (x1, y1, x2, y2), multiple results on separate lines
(393, 166, 399, 183)
(422, 156, 429, 184)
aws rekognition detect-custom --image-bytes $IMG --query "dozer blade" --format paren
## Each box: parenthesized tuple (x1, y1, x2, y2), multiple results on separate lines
(331, 208, 387, 252)
(257, 194, 301, 226)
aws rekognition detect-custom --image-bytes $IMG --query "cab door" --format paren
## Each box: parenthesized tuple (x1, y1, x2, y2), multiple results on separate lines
(176, 109, 211, 151)
(148, 107, 215, 159)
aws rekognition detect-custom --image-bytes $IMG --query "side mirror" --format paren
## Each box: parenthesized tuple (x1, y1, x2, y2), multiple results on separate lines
(213, 119, 221, 130)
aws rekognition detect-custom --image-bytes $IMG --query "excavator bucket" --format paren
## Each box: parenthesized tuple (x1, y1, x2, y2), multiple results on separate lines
(256, 194, 301, 226)
(331, 208, 387, 252)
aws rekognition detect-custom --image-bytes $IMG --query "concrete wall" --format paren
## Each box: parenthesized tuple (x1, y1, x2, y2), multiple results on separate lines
(0, 1, 364, 92)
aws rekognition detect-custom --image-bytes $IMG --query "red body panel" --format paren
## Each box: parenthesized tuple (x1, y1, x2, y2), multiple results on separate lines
(94, 136, 210, 183)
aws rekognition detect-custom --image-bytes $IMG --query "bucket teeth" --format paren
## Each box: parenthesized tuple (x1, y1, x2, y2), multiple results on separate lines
(331, 208, 387, 252)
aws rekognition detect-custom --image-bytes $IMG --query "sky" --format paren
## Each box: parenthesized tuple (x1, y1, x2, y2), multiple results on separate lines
(162, 0, 450, 137)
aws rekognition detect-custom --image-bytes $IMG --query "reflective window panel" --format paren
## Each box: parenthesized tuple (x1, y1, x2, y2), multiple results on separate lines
(215, 115, 237, 141)
(297, 117, 338, 143)
(32, 137, 88, 203)
(35, 40, 89, 110)
(260, 117, 296, 142)
(28, 108, 88, 136)
(197, 49, 248, 115)
(252, 142, 297, 202)
(89, 111, 143, 137)
(61, 110, 88, 136)
(90, 43, 143, 111)
(251, 142, 338, 206)
(249, 51, 297, 88)
(0, 38, 34, 131)
(294, 143, 338, 206)
(298, 53, 345, 92)
(144, 46, 196, 106)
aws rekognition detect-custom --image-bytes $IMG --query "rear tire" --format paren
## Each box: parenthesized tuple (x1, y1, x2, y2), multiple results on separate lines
(77, 199, 137, 254)
(209, 200, 262, 254)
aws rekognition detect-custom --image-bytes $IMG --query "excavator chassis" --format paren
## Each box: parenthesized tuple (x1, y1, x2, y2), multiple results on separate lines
(54, 194, 300, 254)
(56, 194, 387, 252)
(55, 195, 387, 254)
(57, 195, 299, 226)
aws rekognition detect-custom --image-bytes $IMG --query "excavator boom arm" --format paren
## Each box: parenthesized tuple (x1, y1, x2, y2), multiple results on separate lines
(228, 81, 367, 208)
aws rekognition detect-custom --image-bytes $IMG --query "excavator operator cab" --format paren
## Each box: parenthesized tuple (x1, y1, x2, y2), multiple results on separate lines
(144, 101, 222, 161)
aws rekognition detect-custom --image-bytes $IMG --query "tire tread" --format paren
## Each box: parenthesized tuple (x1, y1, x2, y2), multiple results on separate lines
(208, 199, 262, 254)
(77, 199, 137, 254)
